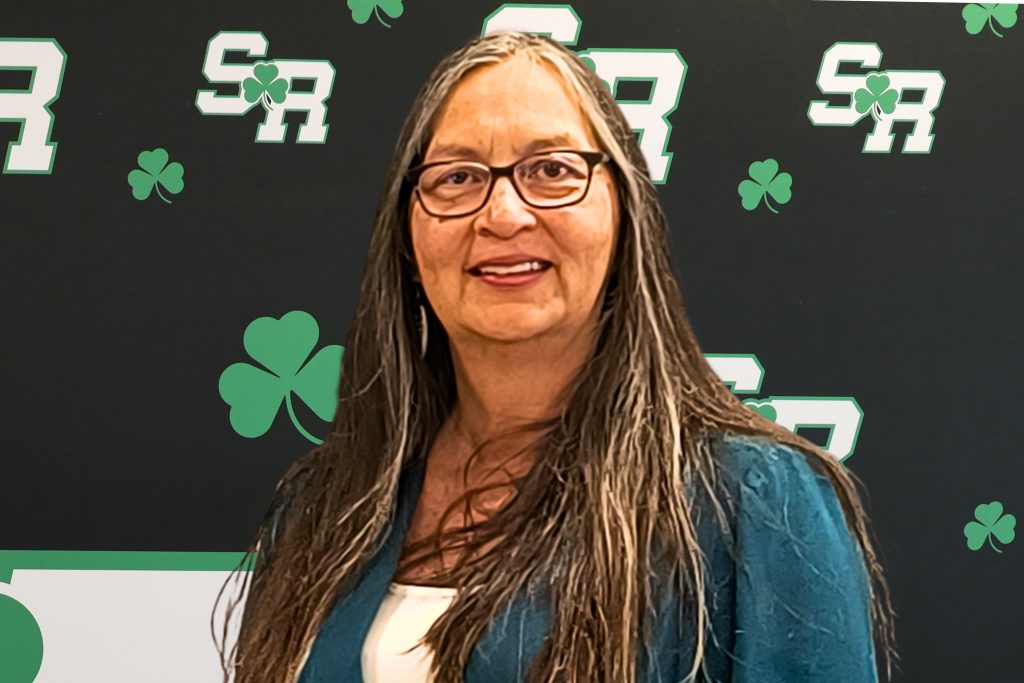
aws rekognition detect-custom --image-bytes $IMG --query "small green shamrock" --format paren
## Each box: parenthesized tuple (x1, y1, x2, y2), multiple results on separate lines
(742, 400, 778, 423)
(348, 0, 404, 27)
(219, 311, 344, 444)
(963, 4, 1019, 37)
(854, 72, 899, 120)
(127, 148, 184, 203)
(738, 158, 792, 214)
(242, 62, 288, 110)
(964, 501, 1016, 553)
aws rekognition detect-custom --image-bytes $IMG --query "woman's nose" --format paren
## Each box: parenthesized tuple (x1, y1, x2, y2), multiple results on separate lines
(478, 175, 535, 234)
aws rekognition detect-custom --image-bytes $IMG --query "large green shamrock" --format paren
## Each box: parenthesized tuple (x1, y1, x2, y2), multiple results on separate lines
(964, 501, 1016, 553)
(963, 4, 1019, 37)
(219, 311, 343, 444)
(737, 158, 792, 214)
(854, 73, 899, 120)
(0, 594, 43, 683)
(348, 0, 404, 27)
(242, 62, 288, 110)
(127, 148, 184, 203)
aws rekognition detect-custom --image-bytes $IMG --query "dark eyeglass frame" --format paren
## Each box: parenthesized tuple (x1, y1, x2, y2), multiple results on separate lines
(405, 149, 611, 219)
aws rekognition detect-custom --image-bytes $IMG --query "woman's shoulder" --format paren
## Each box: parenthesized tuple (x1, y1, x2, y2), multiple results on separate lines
(706, 430, 865, 576)
(706, 435, 878, 680)
(711, 431, 837, 512)
(712, 430, 872, 593)
(714, 430, 819, 478)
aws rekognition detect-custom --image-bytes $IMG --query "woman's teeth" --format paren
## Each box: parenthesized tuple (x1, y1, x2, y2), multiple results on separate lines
(475, 261, 549, 276)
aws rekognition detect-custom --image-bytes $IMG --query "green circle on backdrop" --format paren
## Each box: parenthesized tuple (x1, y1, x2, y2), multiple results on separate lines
(0, 593, 44, 682)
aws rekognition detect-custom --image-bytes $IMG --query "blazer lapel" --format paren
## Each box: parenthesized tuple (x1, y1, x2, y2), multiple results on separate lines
(297, 456, 428, 683)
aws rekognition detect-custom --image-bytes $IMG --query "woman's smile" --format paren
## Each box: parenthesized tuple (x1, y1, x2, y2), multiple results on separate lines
(467, 257, 554, 288)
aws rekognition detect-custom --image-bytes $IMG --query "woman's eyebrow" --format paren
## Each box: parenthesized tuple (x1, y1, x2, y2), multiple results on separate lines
(426, 135, 578, 161)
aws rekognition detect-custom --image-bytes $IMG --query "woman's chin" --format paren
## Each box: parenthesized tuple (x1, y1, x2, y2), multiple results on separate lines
(463, 312, 559, 344)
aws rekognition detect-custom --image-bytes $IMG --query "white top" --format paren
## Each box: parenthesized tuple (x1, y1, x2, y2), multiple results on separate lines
(361, 581, 459, 683)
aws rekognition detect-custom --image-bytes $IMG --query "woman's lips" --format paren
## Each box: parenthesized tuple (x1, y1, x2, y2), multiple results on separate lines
(469, 262, 552, 288)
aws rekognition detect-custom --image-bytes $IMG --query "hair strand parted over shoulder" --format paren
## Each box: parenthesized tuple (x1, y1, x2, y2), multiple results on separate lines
(213, 31, 898, 683)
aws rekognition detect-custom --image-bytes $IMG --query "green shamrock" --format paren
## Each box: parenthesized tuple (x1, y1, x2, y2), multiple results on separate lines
(348, 0, 404, 27)
(219, 311, 344, 444)
(963, 4, 1019, 37)
(854, 72, 899, 120)
(737, 158, 792, 214)
(242, 62, 288, 110)
(127, 148, 184, 204)
(964, 501, 1016, 553)
(0, 594, 43, 683)
(742, 399, 778, 423)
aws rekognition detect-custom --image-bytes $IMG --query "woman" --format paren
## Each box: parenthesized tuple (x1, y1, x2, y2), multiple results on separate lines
(215, 31, 898, 683)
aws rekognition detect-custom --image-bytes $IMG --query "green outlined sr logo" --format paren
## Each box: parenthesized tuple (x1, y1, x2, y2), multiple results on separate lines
(195, 32, 335, 144)
(807, 42, 945, 154)
(0, 38, 66, 174)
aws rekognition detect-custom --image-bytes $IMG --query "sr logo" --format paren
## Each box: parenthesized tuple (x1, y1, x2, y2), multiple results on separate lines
(195, 31, 335, 144)
(0, 38, 67, 174)
(807, 42, 945, 154)
(483, 3, 686, 184)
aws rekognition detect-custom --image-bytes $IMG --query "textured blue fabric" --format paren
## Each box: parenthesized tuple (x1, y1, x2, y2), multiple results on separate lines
(721, 435, 878, 683)
(296, 433, 878, 682)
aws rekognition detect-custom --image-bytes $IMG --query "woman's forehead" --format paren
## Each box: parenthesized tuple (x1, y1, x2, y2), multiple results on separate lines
(424, 56, 598, 161)
(425, 134, 585, 162)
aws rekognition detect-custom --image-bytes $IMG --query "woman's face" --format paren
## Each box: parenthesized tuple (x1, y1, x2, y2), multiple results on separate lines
(409, 55, 620, 346)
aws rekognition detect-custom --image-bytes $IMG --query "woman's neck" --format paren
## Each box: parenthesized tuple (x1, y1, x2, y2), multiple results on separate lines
(446, 319, 598, 447)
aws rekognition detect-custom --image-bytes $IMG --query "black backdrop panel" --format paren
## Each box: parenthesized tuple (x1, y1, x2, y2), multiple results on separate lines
(1, 1, 1020, 680)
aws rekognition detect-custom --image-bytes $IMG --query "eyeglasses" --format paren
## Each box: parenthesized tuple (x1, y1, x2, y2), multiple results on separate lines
(406, 149, 610, 219)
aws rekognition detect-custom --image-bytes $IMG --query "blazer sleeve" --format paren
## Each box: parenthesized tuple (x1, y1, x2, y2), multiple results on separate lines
(726, 437, 879, 683)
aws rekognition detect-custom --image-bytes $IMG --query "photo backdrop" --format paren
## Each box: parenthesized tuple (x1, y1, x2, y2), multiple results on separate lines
(1, 1, 1021, 680)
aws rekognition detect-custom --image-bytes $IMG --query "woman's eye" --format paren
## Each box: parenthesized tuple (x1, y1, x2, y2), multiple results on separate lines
(528, 161, 568, 179)
(436, 168, 484, 187)
(543, 162, 567, 178)
(443, 171, 469, 185)
(540, 162, 565, 179)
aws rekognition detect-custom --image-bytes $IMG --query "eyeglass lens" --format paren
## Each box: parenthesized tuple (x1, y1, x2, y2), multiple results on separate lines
(417, 151, 593, 216)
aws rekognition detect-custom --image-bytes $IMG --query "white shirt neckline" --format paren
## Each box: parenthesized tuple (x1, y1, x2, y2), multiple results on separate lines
(361, 581, 461, 682)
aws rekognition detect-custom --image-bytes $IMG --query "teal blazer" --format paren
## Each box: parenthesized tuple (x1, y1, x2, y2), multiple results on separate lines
(297, 434, 878, 682)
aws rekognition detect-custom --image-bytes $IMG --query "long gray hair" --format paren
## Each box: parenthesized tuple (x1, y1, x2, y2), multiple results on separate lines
(214, 31, 898, 683)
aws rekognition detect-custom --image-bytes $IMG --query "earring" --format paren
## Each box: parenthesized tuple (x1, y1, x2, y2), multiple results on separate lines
(418, 303, 428, 357)
(415, 286, 428, 358)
